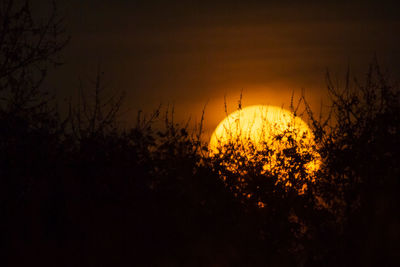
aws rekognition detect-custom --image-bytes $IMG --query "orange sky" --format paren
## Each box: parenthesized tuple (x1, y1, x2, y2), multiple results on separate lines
(41, 0, 400, 136)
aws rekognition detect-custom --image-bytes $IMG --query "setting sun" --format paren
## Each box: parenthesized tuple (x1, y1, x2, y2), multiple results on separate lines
(209, 105, 320, 182)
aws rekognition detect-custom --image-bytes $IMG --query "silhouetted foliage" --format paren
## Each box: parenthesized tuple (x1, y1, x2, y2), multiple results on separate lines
(303, 62, 400, 266)
(1, 1, 399, 266)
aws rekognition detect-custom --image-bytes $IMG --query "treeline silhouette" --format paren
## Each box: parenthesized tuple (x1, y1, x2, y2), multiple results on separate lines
(1, 1, 399, 266)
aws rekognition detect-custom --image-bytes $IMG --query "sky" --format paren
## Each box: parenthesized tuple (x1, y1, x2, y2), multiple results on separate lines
(40, 0, 400, 136)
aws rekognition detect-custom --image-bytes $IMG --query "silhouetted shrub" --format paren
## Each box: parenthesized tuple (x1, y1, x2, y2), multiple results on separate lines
(304, 62, 400, 266)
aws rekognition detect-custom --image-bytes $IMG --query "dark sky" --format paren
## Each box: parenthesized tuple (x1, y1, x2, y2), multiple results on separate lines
(42, 0, 400, 136)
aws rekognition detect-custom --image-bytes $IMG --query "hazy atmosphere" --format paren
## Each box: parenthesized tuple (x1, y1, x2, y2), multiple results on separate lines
(2, 0, 399, 266)
(41, 0, 400, 132)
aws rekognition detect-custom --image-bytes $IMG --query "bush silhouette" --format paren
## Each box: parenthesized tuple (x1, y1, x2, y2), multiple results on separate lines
(303, 62, 400, 266)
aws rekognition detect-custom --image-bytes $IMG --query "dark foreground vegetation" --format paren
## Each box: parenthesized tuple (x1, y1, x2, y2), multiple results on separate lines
(1, 1, 399, 266)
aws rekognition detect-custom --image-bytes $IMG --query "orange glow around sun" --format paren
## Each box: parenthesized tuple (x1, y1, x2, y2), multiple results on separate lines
(209, 105, 321, 193)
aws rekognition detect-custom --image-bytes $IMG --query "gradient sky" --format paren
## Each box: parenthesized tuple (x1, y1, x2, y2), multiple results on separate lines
(41, 0, 400, 136)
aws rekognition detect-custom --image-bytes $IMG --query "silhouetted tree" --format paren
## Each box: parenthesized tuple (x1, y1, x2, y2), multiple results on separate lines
(0, 0, 68, 113)
(304, 62, 400, 266)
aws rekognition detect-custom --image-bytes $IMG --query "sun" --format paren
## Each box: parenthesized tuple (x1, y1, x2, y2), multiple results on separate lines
(209, 105, 320, 189)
